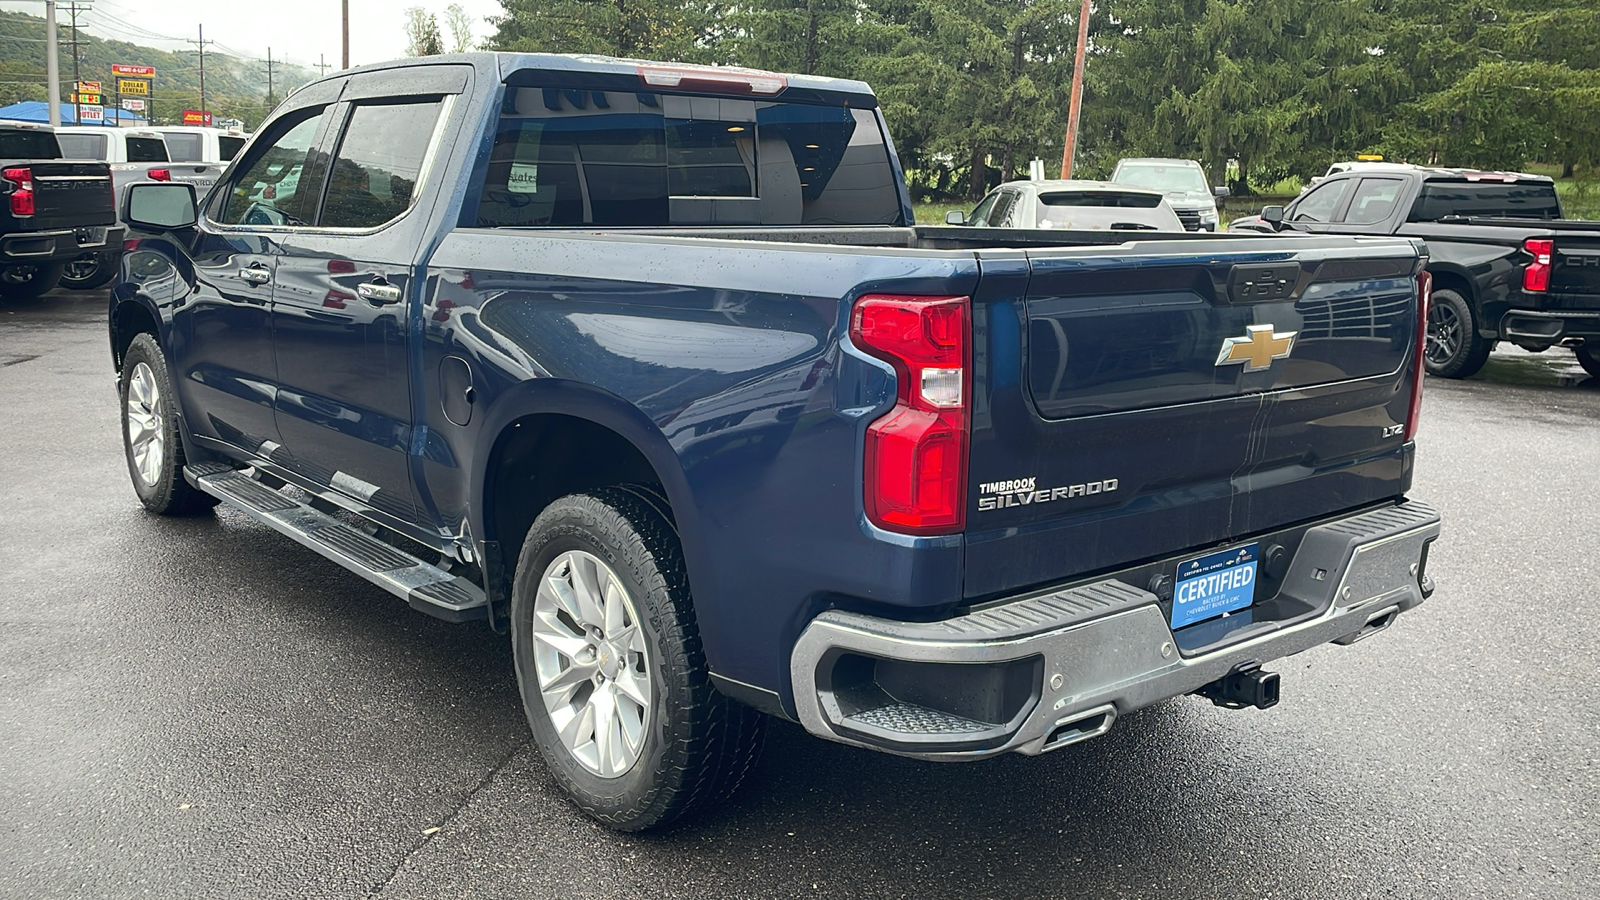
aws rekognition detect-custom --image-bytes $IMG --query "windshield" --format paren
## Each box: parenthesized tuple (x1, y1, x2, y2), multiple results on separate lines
(1113, 163, 1208, 194)
(471, 87, 904, 227)
(56, 132, 108, 160)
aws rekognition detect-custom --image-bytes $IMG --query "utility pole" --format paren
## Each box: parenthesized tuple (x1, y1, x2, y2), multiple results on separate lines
(341, 0, 350, 69)
(188, 25, 211, 120)
(64, 2, 92, 125)
(1060, 0, 1092, 179)
(260, 47, 278, 108)
(314, 53, 332, 77)
(45, 1, 61, 126)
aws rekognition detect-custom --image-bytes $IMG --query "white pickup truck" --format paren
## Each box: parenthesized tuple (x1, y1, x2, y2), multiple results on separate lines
(52, 126, 222, 289)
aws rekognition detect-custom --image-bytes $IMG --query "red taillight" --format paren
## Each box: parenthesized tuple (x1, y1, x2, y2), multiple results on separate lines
(3, 166, 34, 216)
(327, 259, 356, 274)
(147, 168, 171, 182)
(1523, 238, 1554, 292)
(851, 294, 970, 535)
(1405, 270, 1431, 442)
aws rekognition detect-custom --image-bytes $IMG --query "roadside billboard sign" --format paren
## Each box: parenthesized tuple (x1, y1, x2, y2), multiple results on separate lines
(72, 92, 102, 105)
(79, 105, 104, 123)
(181, 110, 213, 125)
(121, 98, 146, 112)
(117, 79, 149, 96)
(112, 64, 156, 77)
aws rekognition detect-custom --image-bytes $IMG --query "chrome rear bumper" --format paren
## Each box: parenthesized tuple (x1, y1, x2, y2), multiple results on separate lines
(790, 501, 1441, 760)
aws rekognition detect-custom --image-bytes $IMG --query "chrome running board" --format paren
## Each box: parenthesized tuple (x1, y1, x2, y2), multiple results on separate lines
(185, 463, 487, 623)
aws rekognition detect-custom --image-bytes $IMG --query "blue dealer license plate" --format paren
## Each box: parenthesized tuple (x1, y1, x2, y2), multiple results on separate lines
(1171, 543, 1260, 629)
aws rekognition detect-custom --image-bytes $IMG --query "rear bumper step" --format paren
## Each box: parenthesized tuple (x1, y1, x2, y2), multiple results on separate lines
(790, 500, 1441, 760)
(185, 463, 487, 622)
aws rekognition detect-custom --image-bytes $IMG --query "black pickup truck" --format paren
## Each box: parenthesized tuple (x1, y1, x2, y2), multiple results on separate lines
(1230, 167, 1600, 378)
(0, 123, 123, 299)
(110, 53, 1441, 830)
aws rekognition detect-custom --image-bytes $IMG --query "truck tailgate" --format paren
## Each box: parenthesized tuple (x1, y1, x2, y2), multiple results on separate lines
(965, 236, 1424, 598)
(1552, 232, 1600, 299)
(22, 161, 115, 230)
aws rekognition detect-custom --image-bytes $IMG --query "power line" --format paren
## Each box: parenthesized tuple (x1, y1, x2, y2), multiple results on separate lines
(186, 23, 209, 113)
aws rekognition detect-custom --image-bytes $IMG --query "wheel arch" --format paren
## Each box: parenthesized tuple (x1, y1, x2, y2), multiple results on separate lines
(109, 294, 163, 373)
(471, 381, 702, 607)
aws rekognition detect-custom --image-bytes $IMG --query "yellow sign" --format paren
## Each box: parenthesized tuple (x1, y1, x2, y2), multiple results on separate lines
(76, 80, 101, 92)
(72, 92, 102, 105)
(118, 79, 149, 96)
(1356, 154, 1385, 161)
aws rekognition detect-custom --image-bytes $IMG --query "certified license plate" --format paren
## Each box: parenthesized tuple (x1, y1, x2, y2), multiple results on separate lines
(1170, 542, 1260, 629)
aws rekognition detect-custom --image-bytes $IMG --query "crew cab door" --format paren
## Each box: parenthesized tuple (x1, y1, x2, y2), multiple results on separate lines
(172, 101, 335, 454)
(268, 66, 467, 526)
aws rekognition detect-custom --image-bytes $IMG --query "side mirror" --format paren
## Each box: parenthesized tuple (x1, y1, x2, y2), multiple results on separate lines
(1212, 185, 1231, 199)
(944, 210, 967, 226)
(1260, 205, 1285, 229)
(123, 182, 198, 231)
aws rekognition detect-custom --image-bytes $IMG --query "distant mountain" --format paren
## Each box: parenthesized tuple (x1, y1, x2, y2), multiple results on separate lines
(0, 9, 318, 128)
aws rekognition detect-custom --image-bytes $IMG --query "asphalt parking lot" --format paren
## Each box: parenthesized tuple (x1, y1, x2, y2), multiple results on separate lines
(2, 289, 1597, 900)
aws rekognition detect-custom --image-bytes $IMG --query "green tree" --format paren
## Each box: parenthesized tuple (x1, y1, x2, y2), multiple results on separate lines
(487, 0, 719, 61)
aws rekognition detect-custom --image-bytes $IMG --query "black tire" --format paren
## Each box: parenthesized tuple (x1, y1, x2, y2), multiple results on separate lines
(0, 262, 65, 299)
(60, 251, 118, 291)
(119, 333, 219, 516)
(511, 487, 765, 831)
(1576, 343, 1600, 379)
(1424, 287, 1492, 379)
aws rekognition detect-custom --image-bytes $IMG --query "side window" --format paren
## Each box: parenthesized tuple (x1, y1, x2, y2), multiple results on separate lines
(1342, 177, 1405, 225)
(989, 191, 1018, 227)
(1290, 179, 1350, 223)
(318, 100, 443, 229)
(968, 192, 999, 226)
(216, 108, 328, 227)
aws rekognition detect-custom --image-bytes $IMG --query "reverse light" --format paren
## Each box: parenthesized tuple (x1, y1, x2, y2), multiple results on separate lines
(1523, 238, 1554, 292)
(851, 294, 970, 535)
(3, 166, 34, 216)
(147, 168, 171, 182)
(637, 64, 787, 95)
(1406, 270, 1431, 443)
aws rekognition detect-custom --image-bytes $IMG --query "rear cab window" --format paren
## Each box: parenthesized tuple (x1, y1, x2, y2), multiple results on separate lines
(161, 132, 203, 162)
(1410, 180, 1562, 221)
(470, 84, 904, 227)
(56, 132, 108, 160)
(126, 137, 169, 163)
(0, 129, 62, 159)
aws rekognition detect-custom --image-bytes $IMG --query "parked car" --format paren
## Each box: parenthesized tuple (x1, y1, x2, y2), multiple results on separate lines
(1229, 167, 1600, 378)
(946, 179, 1185, 231)
(111, 52, 1441, 831)
(50, 126, 221, 289)
(0, 122, 123, 298)
(1109, 158, 1229, 230)
(155, 125, 247, 163)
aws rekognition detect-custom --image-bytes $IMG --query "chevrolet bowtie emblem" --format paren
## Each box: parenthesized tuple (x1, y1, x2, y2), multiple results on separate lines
(1216, 324, 1298, 372)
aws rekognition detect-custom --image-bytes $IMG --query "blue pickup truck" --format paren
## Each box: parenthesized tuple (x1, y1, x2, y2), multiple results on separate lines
(109, 53, 1442, 830)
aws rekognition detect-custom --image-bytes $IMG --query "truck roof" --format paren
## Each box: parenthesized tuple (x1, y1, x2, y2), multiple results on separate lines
(294, 51, 879, 107)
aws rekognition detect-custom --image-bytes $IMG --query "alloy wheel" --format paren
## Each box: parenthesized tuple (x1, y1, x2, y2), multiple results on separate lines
(125, 362, 165, 486)
(1425, 302, 1461, 367)
(531, 549, 652, 778)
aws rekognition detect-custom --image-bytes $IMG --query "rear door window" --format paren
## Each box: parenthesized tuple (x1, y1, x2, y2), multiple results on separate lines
(470, 87, 903, 227)
(1341, 177, 1405, 225)
(988, 190, 1019, 227)
(316, 100, 443, 229)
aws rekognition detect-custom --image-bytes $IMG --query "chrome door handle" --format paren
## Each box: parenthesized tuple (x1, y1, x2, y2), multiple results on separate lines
(356, 281, 403, 305)
(239, 265, 271, 285)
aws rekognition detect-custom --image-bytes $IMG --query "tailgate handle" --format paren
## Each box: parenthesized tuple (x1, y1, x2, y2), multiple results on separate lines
(1228, 262, 1301, 303)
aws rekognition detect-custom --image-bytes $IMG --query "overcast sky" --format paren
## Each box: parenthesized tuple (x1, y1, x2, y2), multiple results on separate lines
(2, 0, 506, 73)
